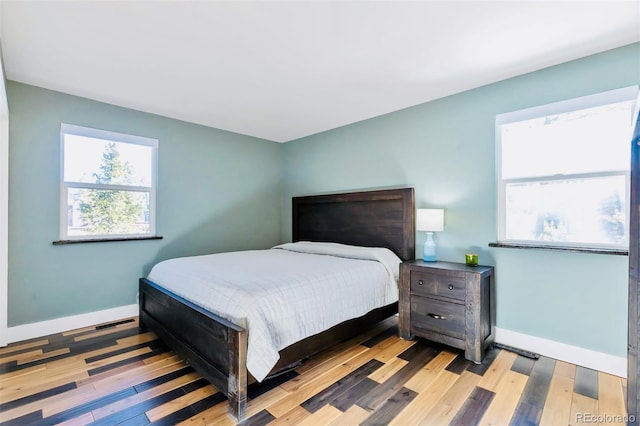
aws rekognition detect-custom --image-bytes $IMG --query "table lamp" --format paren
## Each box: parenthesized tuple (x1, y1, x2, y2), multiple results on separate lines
(417, 208, 444, 262)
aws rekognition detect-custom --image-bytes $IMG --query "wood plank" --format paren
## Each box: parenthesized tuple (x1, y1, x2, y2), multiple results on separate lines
(0, 409, 44, 425)
(419, 370, 482, 424)
(539, 371, 575, 425)
(511, 355, 536, 376)
(243, 409, 276, 426)
(0, 384, 92, 423)
(248, 371, 297, 402)
(328, 405, 370, 425)
(93, 392, 185, 425)
(280, 344, 368, 392)
(446, 352, 473, 375)
(361, 324, 398, 348)
(329, 378, 378, 412)
(389, 369, 459, 425)
(554, 360, 577, 380)
(146, 392, 226, 425)
(1, 367, 89, 403)
(116, 331, 158, 346)
(63, 318, 135, 337)
(370, 336, 416, 364)
(0, 339, 49, 355)
(368, 357, 408, 383)
(267, 346, 382, 417)
(145, 384, 217, 422)
(301, 359, 384, 413)
(72, 321, 139, 342)
(293, 316, 397, 376)
(360, 387, 418, 426)
(356, 343, 440, 411)
(295, 404, 342, 426)
(449, 386, 496, 426)
(574, 366, 599, 399)
(0, 381, 77, 413)
(510, 356, 555, 425)
(40, 386, 138, 425)
(0, 349, 43, 364)
(268, 406, 312, 426)
(478, 370, 528, 426)
(477, 349, 517, 392)
(85, 347, 153, 371)
(569, 393, 598, 426)
(80, 354, 184, 389)
(1, 336, 162, 393)
(174, 400, 234, 426)
(42, 359, 187, 417)
(84, 340, 160, 364)
(597, 372, 626, 425)
(467, 347, 500, 376)
(13, 348, 69, 366)
(0, 363, 46, 381)
(403, 350, 458, 393)
(91, 371, 201, 420)
(54, 411, 95, 426)
(0, 317, 630, 426)
(245, 386, 290, 419)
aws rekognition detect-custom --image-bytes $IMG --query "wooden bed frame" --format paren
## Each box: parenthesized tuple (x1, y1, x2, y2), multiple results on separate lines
(139, 187, 415, 421)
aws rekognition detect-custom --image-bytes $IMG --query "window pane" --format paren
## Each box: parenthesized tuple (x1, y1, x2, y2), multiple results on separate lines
(64, 134, 153, 186)
(505, 175, 627, 246)
(67, 188, 150, 237)
(501, 100, 634, 179)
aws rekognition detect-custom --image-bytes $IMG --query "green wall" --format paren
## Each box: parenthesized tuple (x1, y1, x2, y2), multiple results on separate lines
(7, 82, 283, 326)
(282, 43, 640, 357)
(8, 43, 639, 358)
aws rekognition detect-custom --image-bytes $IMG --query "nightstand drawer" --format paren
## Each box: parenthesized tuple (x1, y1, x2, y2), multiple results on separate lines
(410, 271, 466, 301)
(410, 296, 465, 339)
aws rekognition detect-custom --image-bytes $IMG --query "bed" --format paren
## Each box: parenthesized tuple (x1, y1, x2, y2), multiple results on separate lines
(138, 187, 415, 421)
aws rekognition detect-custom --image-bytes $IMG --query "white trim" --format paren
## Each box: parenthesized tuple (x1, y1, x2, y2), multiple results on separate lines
(495, 85, 639, 249)
(59, 123, 158, 241)
(495, 326, 627, 378)
(0, 117, 7, 348)
(496, 85, 640, 125)
(0, 49, 9, 347)
(7, 304, 138, 344)
(61, 123, 158, 147)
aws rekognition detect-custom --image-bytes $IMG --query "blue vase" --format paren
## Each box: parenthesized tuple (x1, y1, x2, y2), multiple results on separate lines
(423, 232, 437, 262)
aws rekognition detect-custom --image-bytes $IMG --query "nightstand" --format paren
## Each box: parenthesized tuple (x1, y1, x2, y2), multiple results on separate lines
(399, 260, 495, 363)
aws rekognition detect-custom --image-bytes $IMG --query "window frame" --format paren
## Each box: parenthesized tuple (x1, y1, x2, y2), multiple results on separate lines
(59, 123, 158, 242)
(495, 85, 640, 251)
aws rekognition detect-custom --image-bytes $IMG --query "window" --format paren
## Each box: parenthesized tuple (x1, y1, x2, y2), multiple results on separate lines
(60, 124, 158, 241)
(496, 86, 639, 251)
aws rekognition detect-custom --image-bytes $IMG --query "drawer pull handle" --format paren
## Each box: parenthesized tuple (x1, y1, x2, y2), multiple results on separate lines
(418, 280, 424, 285)
(428, 313, 446, 320)
(448, 284, 454, 290)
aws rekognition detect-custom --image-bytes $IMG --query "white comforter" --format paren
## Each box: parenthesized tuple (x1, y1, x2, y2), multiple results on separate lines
(146, 241, 401, 381)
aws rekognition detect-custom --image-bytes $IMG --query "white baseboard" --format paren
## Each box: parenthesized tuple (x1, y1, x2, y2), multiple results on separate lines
(6, 304, 138, 344)
(495, 327, 627, 378)
(5, 309, 626, 378)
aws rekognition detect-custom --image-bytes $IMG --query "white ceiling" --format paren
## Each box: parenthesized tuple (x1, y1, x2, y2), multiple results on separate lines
(1, 1, 639, 143)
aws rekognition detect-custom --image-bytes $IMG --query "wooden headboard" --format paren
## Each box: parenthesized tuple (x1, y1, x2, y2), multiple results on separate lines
(292, 188, 415, 261)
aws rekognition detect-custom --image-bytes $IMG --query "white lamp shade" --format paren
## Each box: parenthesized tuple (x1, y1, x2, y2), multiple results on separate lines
(417, 208, 444, 232)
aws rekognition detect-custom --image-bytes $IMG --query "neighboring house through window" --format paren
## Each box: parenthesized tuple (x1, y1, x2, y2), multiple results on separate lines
(496, 86, 639, 251)
(60, 124, 158, 241)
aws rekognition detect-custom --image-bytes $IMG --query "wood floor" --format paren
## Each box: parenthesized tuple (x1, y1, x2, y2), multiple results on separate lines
(0, 316, 628, 426)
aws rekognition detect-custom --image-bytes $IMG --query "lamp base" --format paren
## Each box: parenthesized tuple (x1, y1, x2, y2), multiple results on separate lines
(423, 232, 437, 262)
